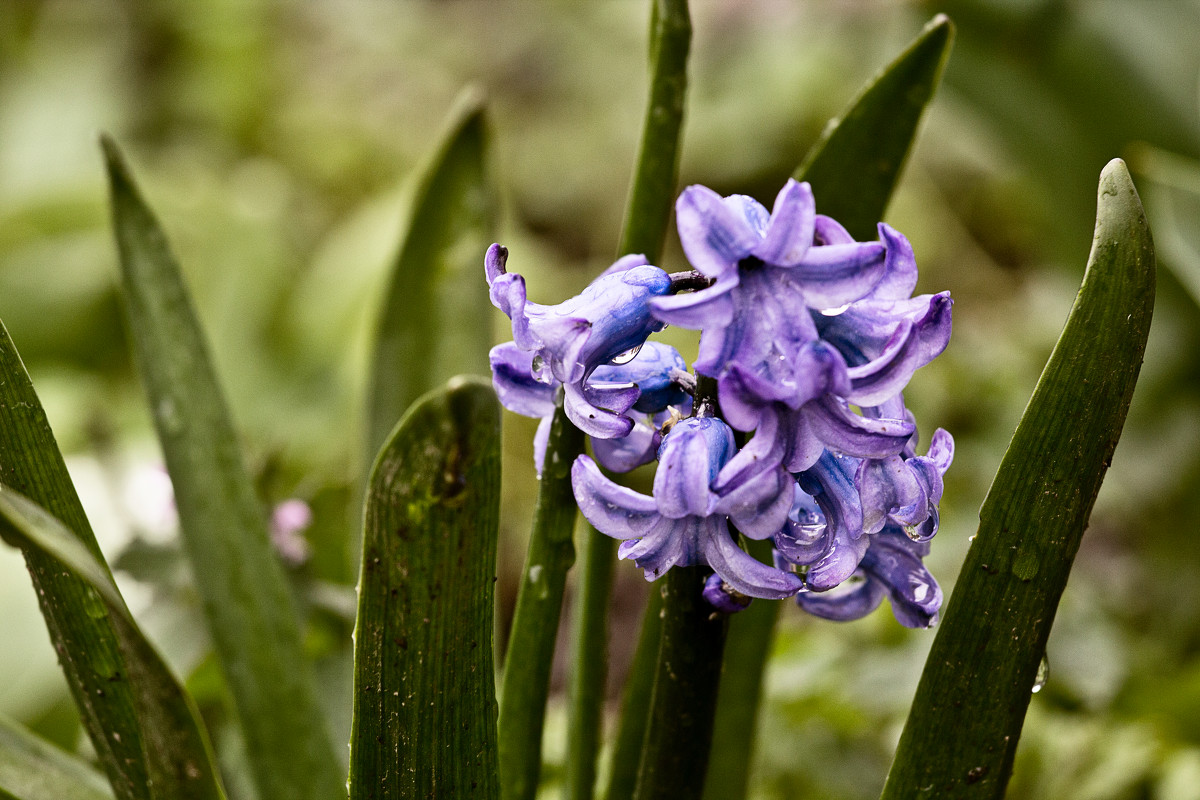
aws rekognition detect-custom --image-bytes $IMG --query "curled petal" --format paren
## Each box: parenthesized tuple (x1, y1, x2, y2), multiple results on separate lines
(751, 179, 815, 267)
(484, 242, 508, 284)
(675, 185, 761, 277)
(703, 573, 753, 614)
(564, 382, 634, 439)
(620, 516, 696, 578)
(571, 455, 658, 538)
(796, 574, 886, 622)
(650, 271, 738, 329)
(713, 463, 794, 540)
(813, 215, 854, 246)
(489, 343, 556, 419)
(789, 241, 887, 309)
(858, 455, 924, 535)
(863, 532, 942, 628)
(590, 420, 661, 473)
(598, 252, 651, 277)
(653, 418, 733, 518)
(703, 518, 803, 599)
(870, 223, 919, 301)
(590, 341, 690, 413)
(805, 397, 914, 459)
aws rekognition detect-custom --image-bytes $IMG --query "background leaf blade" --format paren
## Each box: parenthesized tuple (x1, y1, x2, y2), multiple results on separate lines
(0, 487, 225, 800)
(348, 377, 501, 799)
(0, 712, 113, 800)
(881, 158, 1155, 798)
(367, 88, 498, 457)
(102, 136, 344, 800)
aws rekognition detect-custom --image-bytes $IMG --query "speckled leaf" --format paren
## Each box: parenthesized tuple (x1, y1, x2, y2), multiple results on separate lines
(102, 136, 343, 800)
(0, 487, 225, 800)
(795, 14, 954, 240)
(349, 377, 501, 800)
(881, 159, 1155, 799)
(0, 319, 149, 800)
(366, 88, 498, 457)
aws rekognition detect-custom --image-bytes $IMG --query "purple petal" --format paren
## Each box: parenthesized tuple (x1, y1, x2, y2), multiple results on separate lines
(590, 420, 661, 473)
(620, 516, 691, 579)
(863, 533, 942, 628)
(751, 179, 815, 266)
(485, 243, 508, 284)
(789, 241, 887, 309)
(489, 343, 556, 419)
(805, 398, 914, 459)
(572, 455, 659, 538)
(713, 463, 794, 540)
(813, 215, 854, 246)
(675, 185, 761, 278)
(702, 518, 803, 599)
(869, 223, 919, 301)
(796, 575, 885, 622)
(857, 455, 924, 535)
(650, 272, 738, 329)
(804, 529, 870, 591)
(563, 381, 634, 439)
(653, 418, 733, 518)
(703, 573, 753, 614)
(489, 272, 541, 351)
(599, 252, 651, 277)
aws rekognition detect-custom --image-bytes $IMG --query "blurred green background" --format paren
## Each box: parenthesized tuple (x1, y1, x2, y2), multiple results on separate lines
(2, 1, 1200, 798)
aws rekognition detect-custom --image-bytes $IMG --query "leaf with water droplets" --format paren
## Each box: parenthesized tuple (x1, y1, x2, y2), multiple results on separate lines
(882, 159, 1155, 798)
(349, 377, 501, 799)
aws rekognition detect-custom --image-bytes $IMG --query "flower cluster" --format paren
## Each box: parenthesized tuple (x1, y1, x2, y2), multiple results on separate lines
(488, 179, 953, 627)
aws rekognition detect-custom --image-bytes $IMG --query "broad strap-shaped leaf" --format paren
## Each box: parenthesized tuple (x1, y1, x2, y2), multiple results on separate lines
(367, 88, 498, 457)
(0, 712, 113, 800)
(349, 377, 501, 800)
(0, 319, 149, 800)
(795, 14, 954, 240)
(704, 20, 956, 799)
(881, 159, 1155, 799)
(498, 403, 585, 800)
(0, 488, 225, 800)
(101, 136, 343, 800)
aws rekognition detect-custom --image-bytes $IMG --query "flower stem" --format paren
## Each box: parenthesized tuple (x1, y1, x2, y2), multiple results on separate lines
(602, 586, 663, 800)
(565, 526, 616, 800)
(499, 402, 585, 800)
(632, 567, 728, 800)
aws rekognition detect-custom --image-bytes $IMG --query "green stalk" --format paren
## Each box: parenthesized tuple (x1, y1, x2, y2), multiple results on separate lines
(498, 404, 586, 800)
(631, 567, 728, 800)
(568, 1, 691, 796)
(600, 586, 663, 800)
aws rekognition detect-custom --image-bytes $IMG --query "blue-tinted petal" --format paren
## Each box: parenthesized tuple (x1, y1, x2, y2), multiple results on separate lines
(857, 454, 924, 535)
(751, 179, 815, 267)
(590, 418, 661, 473)
(702, 517, 803, 599)
(489, 343, 557, 419)
(795, 574, 886, 622)
(675, 184, 761, 278)
(862, 531, 942, 628)
(572, 455, 659, 538)
(703, 573, 753, 614)
(804, 397, 914, 459)
(652, 417, 733, 518)
(788, 241, 887, 309)
(649, 271, 738, 329)
(869, 223, 919, 301)
(590, 341, 689, 413)
(713, 462, 794, 540)
(619, 516, 689, 580)
(564, 381, 634, 439)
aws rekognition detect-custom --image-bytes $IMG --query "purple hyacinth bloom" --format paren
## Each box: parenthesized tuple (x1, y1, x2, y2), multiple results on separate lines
(793, 527, 942, 628)
(486, 243, 672, 438)
(572, 416, 802, 599)
(650, 179, 888, 413)
(858, 427, 955, 540)
(490, 340, 690, 474)
(702, 573, 752, 615)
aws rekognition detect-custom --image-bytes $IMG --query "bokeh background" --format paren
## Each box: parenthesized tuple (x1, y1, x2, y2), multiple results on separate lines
(3, 1, 1200, 798)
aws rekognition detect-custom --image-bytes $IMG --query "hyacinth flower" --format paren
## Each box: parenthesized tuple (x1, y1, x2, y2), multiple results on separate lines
(485, 243, 672, 438)
(572, 416, 802, 599)
(490, 339, 691, 474)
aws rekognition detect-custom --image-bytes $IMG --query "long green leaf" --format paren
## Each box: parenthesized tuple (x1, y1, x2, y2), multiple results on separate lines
(0, 488, 225, 800)
(498, 403, 585, 800)
(367, 88, 498, 457)
(0, 712, 113, 800)
(881, 158, 1155, 799)
(0, 319, 149, 800)
(101, 136, 343, 800)
(348, 377, 501, 799)
(705, 20, 956, 798)
(576, 2, 692, 797)
(795, 14, 955, 240)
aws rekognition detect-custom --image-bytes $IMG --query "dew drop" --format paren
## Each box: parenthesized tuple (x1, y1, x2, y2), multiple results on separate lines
(904, 524, 922, 541)
(820, 303, 851, 316)
(1031, 654, 1049, 693)
(610, 343, 643, 365)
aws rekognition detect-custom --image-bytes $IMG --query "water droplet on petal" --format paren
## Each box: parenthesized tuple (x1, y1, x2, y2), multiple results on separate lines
(610, 343, 643, 365)
(904, 524, 922, 541)
(1031, 654, 1049, 693)
(820, 303, 851, 316)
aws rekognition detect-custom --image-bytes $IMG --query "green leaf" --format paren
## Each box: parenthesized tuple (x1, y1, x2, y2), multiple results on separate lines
(498, 403, 585, 800)
(881, 159, 1155, 799)
(367, 87, 498, 457)
(795, 14, 955, 240)
(0, 712, 113, 800)
(601, 587, 663, 800)
(0, 319, 149, 800)
(348, 377, 501, 799)
(101, 136, 344, 800)
(0, 488, 225, 800)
